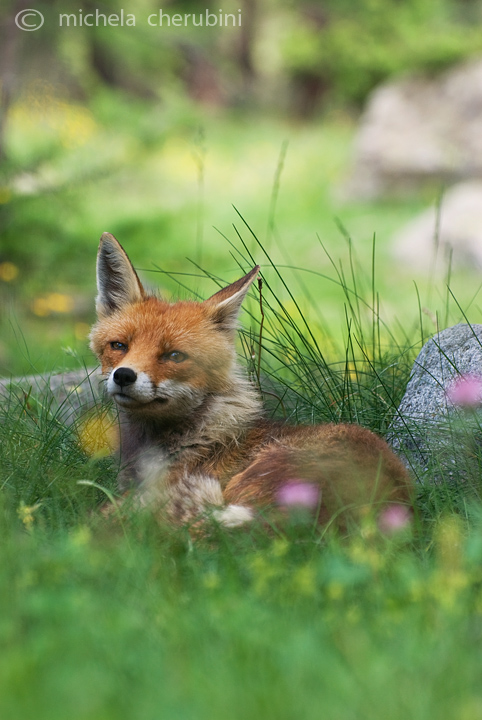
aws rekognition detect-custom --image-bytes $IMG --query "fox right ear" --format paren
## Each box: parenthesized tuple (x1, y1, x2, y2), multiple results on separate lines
(95, 232, 145, 317)
(204, 265, 259, 331)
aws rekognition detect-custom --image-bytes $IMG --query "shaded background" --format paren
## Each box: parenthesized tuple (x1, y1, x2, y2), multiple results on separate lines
(2, 0, 482, 375)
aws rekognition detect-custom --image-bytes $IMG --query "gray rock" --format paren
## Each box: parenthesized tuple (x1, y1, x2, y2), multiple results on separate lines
(392, 181, 482, 272)
(0, 367, 108, 425)
(345, 58, 482, 200)
(389, 323, 482, 482)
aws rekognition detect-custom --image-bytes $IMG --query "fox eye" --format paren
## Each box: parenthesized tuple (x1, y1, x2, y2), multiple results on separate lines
(110, 341, 127, 352)
(162, 351, 188, 363)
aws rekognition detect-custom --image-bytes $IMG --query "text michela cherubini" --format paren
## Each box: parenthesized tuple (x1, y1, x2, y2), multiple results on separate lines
(58, 9, 242, 27)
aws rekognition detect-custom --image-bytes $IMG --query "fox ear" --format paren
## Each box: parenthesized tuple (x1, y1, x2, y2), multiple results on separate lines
(95, 232, 145, 317)
(204, 266, 259, 331)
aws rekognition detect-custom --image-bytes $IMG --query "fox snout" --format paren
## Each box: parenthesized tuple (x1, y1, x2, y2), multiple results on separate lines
(105, 363, 206, 418)
(112, 367, 137, 388)
(106, 366, 156, 408)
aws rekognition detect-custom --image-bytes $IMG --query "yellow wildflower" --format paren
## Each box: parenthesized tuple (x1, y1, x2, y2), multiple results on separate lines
(203, 572, 220, 590)
(327, 581, 344, 600)
(291, 564, 316, 597)
(77, 411, 118, 458)
(0, 262, 18, 282)
(429, 568, 470, 612)
(32, 292, 74, 316)
(32, 297, 50, 317)
(74, 322, 91, 341)
(70, 525, 92, 548)
(17, 501, 42, 532)
(0, 187, 11, 204)
(434, 515, 465, 572)
(271, 538, 290, 558)
(46, 293, 74, 314)
(349, 539, 385, 571)
(249, 554, 279, 595)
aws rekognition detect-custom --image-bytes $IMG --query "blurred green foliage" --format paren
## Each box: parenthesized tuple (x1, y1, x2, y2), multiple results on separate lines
(2, 0, 482, 375)
(3, 0, 482, 121)
(282, 0, 482, 110)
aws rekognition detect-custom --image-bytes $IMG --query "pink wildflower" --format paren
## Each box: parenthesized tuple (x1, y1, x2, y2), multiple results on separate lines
(276, 481, 320, 509)
(378, 505, 412, 535)
(446, 374, 482, 407)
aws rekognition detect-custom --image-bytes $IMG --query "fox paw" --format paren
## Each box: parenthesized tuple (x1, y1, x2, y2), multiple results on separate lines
(212, 504, 254, 527)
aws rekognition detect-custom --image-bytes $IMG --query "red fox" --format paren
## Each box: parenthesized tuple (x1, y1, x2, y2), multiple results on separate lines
(90, 232, 412, 529)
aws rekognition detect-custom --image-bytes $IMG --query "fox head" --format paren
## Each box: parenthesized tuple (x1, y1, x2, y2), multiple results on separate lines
(89, 232, 259, 419)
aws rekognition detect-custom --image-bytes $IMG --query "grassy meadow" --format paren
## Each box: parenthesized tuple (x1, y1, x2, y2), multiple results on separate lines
(3, 92, 482, 719)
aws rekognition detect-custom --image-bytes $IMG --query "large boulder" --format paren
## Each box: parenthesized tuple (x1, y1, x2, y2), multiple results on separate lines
(346, 59, 482, 199)
(392, 181, 482, 272)
(0, 367, 106, 425)
(389, 323, 482, 483)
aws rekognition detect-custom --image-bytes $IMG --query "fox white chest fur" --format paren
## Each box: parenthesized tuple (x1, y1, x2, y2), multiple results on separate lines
(90, 232, 412, 529)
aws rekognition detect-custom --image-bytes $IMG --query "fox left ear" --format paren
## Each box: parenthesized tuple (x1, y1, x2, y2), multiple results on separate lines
(204, 266, 260, 331)
(96, 232, 146, 318)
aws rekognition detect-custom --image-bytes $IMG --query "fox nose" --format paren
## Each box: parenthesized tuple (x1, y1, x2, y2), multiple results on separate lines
(113, 367, 137, 388)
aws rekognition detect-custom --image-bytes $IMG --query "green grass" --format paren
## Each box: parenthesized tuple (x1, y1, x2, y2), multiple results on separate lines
(2, 417, 482, 720)
(3, 511, 482, 720)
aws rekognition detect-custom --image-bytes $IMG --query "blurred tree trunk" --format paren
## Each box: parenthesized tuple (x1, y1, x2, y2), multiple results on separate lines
(291, 4, 330, 118)
(83, 0, 155, 99)
(180, 42, 224, 105)
(89, 32, 156, 99)
(90, 36, 118, 88)
(0, 1, 27, 164)
(238, 0, 257, 96)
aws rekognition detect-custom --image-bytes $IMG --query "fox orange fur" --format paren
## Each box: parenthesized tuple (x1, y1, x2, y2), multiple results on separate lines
(90, 232, 412, 529)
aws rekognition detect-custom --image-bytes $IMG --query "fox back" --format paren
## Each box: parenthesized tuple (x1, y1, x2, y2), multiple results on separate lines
(90, 233, 412, 529)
